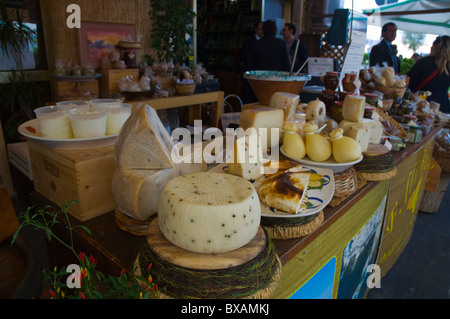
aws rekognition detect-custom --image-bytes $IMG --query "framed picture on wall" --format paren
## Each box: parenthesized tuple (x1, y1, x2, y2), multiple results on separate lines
(79, 22, 135, 68)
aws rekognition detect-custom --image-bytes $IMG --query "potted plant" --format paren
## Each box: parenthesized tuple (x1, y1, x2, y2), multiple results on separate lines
(148, 0, 196, 65)
(12, 202, 158, 299)
(0, 2, 42, 142)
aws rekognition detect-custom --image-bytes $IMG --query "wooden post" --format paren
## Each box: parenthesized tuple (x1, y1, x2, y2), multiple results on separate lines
(0, 120, 14, 195)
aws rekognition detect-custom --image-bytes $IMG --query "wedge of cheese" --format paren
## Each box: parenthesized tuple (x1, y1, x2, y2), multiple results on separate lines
(342, 95, 366, 123)
(112, 162, 206, 221)
(157, 172, 261, 254)
(239, 106, 284, 150)
(115, 104, 179, 170)
(228, 129, 264, 181)
(269, 92, 300, 121)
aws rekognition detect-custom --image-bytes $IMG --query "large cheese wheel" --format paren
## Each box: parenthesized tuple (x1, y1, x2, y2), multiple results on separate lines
(115, 104, 178, 170)
(239, 106, 284, 150)
(112, 162, 206, 221)
(157, 172, 261, 254)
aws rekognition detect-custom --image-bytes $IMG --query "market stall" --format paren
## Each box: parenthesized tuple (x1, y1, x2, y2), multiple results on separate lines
(3, 0, 450, 300)
(21, 66, 448, 298)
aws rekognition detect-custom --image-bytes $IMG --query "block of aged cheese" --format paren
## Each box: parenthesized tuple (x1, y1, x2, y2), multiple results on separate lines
(340, 119, 383, 144)
(112, 162, 206, 221)
(306, 99, 326, 125)
(157, 172, 261, 254)
(228, 129, 264, 181)
(342, 95, 366, 122)
(239, 106, 284, 150)
(269, 92, 300, 121)
(115, 104, 179, 170)
(348, 124, 370, 152)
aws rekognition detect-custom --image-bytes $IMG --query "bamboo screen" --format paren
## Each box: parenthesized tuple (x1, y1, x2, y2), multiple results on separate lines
(40, 0, 153, 71)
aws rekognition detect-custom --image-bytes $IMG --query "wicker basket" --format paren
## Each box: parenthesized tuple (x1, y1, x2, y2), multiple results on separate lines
(374, 84, 407, 100)
(433, 148, 450, 173)
(372, 107, 409, 140)
(334, 167, 359, 198)
(175, 83, 196, 96)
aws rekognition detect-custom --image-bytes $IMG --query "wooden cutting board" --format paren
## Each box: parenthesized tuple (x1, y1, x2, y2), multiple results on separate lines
(363, 143, 390, 157)
(146, 218, 266, 270)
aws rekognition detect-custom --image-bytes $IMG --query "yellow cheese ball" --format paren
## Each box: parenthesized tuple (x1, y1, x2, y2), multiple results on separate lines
(283, 129, 306, 161)
(330, 128, 361, 163)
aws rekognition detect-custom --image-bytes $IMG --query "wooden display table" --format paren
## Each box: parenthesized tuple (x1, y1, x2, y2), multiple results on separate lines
(126, 91, 224, 127)
(27, 123, 445, 299)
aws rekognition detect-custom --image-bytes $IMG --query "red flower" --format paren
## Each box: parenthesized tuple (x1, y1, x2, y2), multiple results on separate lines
(79, 252, 85, 261)
(80, 268, 87, 280)
(49, 290, 56, 299)
(79, 291, 86, 299)
(89, 254, 97, 265)
(148, 263, 152, 270)
(154, 284, 158, 291)
(120, 268, 126, 276)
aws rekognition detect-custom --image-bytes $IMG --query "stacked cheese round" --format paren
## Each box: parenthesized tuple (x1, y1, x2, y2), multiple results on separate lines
(157, 172, 261, 254)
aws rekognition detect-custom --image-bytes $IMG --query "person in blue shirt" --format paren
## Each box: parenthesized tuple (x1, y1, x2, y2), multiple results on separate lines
(408, 36, 450, 113)
(369, 22, 400, 73)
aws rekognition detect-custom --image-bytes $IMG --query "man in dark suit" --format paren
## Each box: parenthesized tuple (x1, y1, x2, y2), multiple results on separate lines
(369, 22, 400, 72)
(281, 23, 308, 73)
(246, 20, 291, 72)
(241, 21, 263, 103)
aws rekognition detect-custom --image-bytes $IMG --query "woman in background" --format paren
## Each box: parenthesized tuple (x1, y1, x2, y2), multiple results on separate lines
(408, 35, 450, 113)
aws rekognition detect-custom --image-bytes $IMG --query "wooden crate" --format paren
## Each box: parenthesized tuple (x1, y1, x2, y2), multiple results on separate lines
(53, 80, 99, 101)
(99, 69, 139, 95)
(420, 172, 450, 214)
(28, 140, 116, 221)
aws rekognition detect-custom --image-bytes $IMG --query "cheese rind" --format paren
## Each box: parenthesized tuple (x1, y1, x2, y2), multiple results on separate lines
(112, 162, 206, 221)
(157, 172, 261, 254)
(269, 92, 300, 121)
(115, 104, 178, 170)
(239, 106, 284, 150)
(228, 129, 264, 181)
(342, 95, 366, 122)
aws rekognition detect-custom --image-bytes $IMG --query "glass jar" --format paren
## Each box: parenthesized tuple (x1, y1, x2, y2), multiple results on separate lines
(342, 73, 357, 93)
(401, 114, 417, 125)
(331, 101, 344, 123)
(338, 91, 356, 102)
(407, 126, 422, 143)
(364, 106, 375, 119)
(323, 72, 339, 91)
(365, 93, 379, 107)
(319, 90, 337, 115)
(387, 136, 406, 151)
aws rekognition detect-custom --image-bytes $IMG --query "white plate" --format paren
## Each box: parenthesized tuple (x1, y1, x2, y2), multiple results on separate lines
(18, 119, 117, 150)
(209, 163, 335, 218)
(280, 146, 363, 173)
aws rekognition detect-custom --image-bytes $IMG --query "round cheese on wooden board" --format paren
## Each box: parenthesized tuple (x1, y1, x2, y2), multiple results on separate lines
(157, 172, 261, 254)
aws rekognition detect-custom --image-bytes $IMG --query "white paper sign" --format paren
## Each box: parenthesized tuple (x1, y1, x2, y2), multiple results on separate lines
(339, 30, 367, 82)
(308, 58, 334, 77)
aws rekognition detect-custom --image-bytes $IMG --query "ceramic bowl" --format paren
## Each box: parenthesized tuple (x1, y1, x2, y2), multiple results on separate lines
(244, 70, 311, 105)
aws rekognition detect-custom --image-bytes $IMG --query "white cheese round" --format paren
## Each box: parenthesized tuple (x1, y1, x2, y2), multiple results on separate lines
(157, 172, 261, 254)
